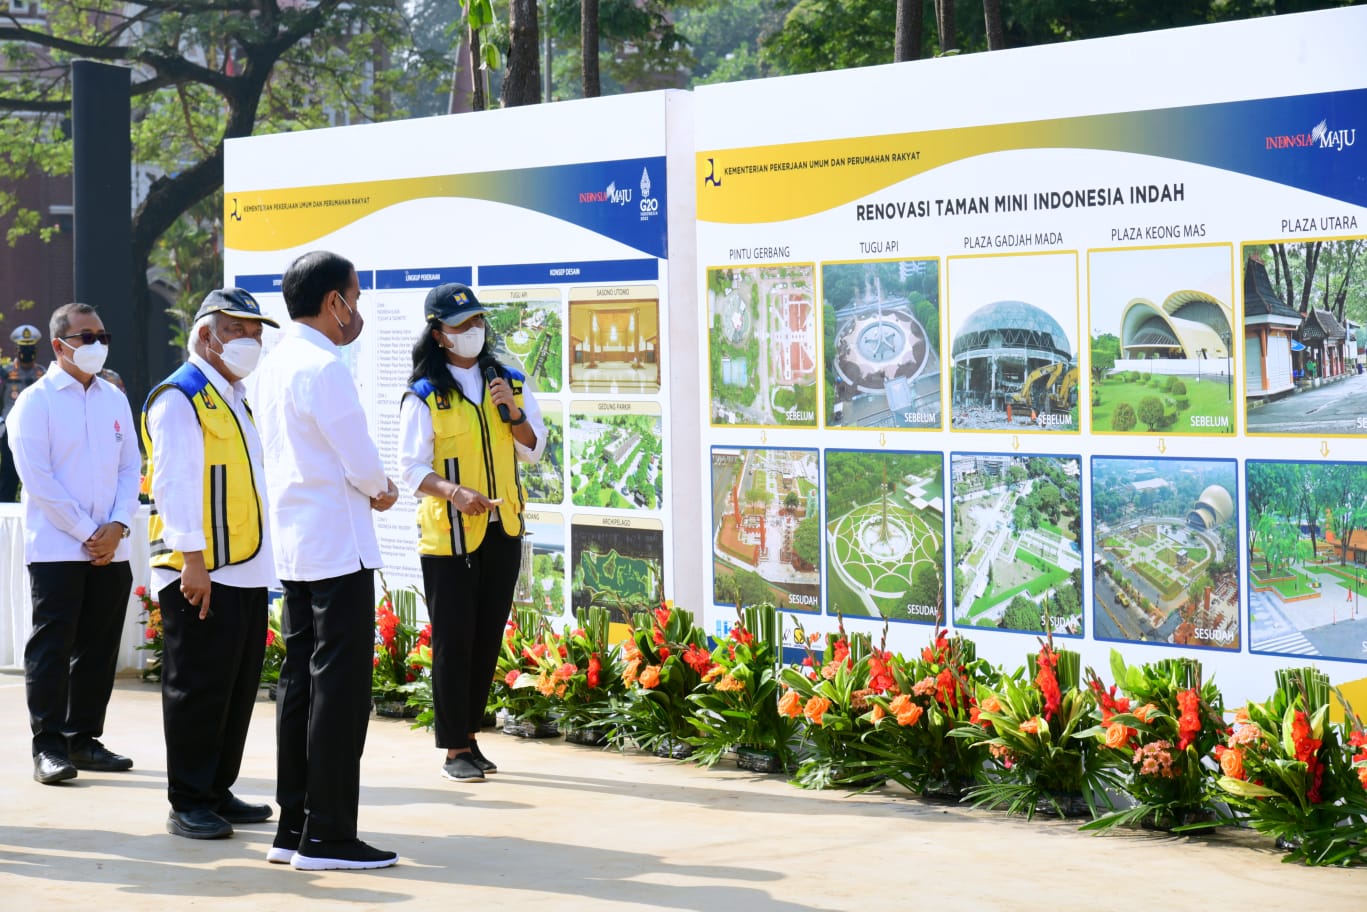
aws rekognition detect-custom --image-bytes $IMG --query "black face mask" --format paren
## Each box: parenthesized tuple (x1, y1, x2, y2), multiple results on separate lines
(17, 345, 36, 364)
(333, 292, 364, 346)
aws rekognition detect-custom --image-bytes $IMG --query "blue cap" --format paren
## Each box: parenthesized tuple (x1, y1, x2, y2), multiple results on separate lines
(194, 287, 280, 327)
(425, 283, 487, 326)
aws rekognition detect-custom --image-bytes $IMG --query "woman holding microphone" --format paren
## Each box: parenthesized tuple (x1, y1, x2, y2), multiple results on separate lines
(399, 283, 545, 782)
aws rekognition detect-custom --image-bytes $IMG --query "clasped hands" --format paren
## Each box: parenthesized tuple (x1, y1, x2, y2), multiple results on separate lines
(83, 522, 123, 567)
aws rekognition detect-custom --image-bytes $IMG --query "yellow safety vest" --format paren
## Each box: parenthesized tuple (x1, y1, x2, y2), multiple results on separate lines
(411, 371, 526, 556)
(141, 363, 263, 571)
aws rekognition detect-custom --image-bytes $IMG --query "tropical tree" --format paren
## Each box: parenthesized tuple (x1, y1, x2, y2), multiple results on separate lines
(0, 0, 442, 400)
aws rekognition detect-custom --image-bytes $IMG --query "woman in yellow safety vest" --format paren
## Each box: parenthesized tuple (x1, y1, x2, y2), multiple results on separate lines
(398, 283, 546, 783)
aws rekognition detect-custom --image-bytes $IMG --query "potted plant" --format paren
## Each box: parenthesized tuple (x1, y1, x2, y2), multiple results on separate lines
(492, 606, 561, 738)
(1079, 651, 1227, 832)
(371, 579, 427, 718)
(687, 603, 795, 772)
(554, 606, 624, 745)
(260, 597, 287, 699)
(134, 585, 163, 683)
(609, 602, 708, 758)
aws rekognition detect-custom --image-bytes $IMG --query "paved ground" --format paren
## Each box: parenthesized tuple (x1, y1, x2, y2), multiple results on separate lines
(2, 672, 1364, 910)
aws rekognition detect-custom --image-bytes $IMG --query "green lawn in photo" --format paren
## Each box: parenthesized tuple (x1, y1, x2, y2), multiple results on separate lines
(1041, 519, 1076, 542)
(1092, 373, 1235, 434)
(1319, 564, 1367, 594)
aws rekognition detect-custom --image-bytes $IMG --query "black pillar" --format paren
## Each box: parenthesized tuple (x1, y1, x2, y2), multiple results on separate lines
(71, 61, 133, 397)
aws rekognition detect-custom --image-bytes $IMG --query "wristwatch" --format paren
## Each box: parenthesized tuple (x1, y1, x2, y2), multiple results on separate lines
(116, 522, 130, 539)
(509, 410, 528, 426)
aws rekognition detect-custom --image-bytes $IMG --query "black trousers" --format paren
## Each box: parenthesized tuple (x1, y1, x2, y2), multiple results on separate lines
(160, 581, 267, 812)
(0, 432, 19, 501)
(25, 560, 133, 755)
(423, 526, 523, 750)
(276, 569, 374, 843)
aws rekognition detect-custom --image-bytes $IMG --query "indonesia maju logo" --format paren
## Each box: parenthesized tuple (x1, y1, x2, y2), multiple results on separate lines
(1265, 118, 1356, 151)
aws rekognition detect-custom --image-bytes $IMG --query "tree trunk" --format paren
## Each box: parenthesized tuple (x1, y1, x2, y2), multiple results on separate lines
(582, 0, 600, 98)
(470, 24, 486, 111)
(983, 0, 1005, 51)
(934, 0, 956, 54)
(894, 0, 922, 62)
(449, 33, 475, 113)
(501, 0, 541, 107)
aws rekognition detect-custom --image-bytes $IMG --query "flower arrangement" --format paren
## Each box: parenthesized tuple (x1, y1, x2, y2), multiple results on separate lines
(260, 597, 287, 688)
(1079, 651, 1226, 832)
(686, 603, 796, 771)
(861, 629, 991, 798)
(776, 620, 890, 789)
(134, 585, 163, 683)
(491, 606, 560, 727)
(1216, 667, 1367, 865)
(609, 601, 709, 756)
(955, 640, 1119, 818)
(372, 579, 430, 715)
(551, 606, 624, 741)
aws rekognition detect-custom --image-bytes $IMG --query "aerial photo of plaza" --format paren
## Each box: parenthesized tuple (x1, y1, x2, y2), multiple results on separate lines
(951, 454, 1083, 635)
(1092, 457, 1239, 650)
(485, 289, 563, 393)
(569, 410, 662, 509)
(1246, 460, 1367, 662)
(711, 448, 821, 613)
(823, 259, 942, 429)
(825, 450, 944, 623)
(708, 264, 818, 427)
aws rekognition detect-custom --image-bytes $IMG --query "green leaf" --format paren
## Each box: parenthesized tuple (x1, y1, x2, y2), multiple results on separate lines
(1219, 776, 1281, 799)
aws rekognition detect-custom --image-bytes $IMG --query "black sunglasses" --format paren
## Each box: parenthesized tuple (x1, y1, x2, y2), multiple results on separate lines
(60, 330, 112, 346)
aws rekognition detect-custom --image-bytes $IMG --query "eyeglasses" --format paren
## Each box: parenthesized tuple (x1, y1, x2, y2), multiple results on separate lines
(60, 330, 112, 346)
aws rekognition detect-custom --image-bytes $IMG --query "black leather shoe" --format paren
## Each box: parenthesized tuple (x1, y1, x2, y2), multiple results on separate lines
(69, 741, 133, 772)
(167, 808, 233, 839)
(33, 751, 77, 784)
(218, 795, 272, 824)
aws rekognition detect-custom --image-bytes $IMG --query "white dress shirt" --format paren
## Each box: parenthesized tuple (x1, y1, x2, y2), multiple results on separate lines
(145, 354, 278, 595)
(253, 322, 388, 582)
(398, 362, 547, 501)
(7, 365, 140, 564)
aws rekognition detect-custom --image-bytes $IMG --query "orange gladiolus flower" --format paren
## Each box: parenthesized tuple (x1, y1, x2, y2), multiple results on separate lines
(639, 665, 661, 689)
(1019, 716, 1042, 735)
(804, 696, 833, 726)
(1134, 703, 1158, 723)
(778, 689, 802, 718)
(870, 703, 886, 724)
(623, 661, 640, 686)
(888, 694, 913, 717)
(983, 695, 1002, 714)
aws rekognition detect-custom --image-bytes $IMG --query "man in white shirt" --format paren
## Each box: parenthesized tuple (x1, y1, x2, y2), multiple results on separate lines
(143, 288, 280, 840)
(252, 251, 400, 871)
(7, 302, 140, 784)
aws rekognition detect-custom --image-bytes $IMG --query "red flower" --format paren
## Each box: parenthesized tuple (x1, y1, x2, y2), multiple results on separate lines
(504, 669, 519, 687)
(682, 643, 713, 675)
(655, 604, 671, 627)
(587, 654, 602, 689)
(265, 629, 276, 647)
(572, 628, 587, 639)
(831, 637, 850, 667)
(1034, 648, 1061, 721)
(558, 644, 568, 659)
(867, 650, 895, 694)
(134, 585, 147, 598)
(1176, 688, 1202, 751)
(144, 627, 156, 641)
(1290, 710, 1324, 802)
(652, 627, 666, 646)
(935, 667, 959, 711)
(555, 663, 577, 680)
(658, 646, 671, 661)
(730, 625, 754, 647)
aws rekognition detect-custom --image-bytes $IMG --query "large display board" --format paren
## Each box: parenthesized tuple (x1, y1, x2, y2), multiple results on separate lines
(694, 8, 1367, 703)
(224, 91, 702, 626)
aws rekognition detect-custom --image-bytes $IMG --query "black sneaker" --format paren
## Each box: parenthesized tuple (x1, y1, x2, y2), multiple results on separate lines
(441, 753, 486, 782)
(469, 741, 498, 774)
(290, 838, 398, 871)
(69, 740, 133, 772)
(267, 826, 301, 864)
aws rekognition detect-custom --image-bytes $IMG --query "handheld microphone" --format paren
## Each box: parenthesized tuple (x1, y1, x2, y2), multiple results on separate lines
(481, 357, 511, 423)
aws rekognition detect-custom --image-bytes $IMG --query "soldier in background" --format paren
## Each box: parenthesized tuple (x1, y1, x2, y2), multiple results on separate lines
(1, 325, 48, 501)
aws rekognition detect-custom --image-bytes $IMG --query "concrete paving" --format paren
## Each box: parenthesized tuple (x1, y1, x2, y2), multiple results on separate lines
(1, 671, 1364, 910)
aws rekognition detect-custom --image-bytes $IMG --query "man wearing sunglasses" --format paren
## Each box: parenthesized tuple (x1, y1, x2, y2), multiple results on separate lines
(142, 288, 279, 840)
(6, 303, 140, 784)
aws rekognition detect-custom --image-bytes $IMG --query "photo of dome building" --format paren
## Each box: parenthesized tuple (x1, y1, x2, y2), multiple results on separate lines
(1120, 290, 1231, 362)
(951, 299, 1072, 408)
(1187, 484, 1234, 530)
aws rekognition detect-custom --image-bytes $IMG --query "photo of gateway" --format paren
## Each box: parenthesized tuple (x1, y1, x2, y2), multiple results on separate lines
(708, 264, 819, 427)
(823, 260, 941, 429)
(1246, 460, 1367, 662)
(1091, 457, 1240, 651)
(947, 253, 1078, 431)
(1089, 246, 1236, 435)
(710, 447, 821, 613)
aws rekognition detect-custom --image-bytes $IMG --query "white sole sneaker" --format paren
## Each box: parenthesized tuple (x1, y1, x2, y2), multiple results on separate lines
(291, 853, 398, 871)
(266, 847, 295, 864)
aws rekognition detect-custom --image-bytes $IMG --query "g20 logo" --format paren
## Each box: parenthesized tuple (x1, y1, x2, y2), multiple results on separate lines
(640, 197, 660, 214)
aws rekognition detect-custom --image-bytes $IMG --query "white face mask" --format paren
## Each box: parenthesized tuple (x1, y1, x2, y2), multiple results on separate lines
(63, 338, 108, 375)
(216, 334, 262, 378)
(445, 325, 485, 359)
